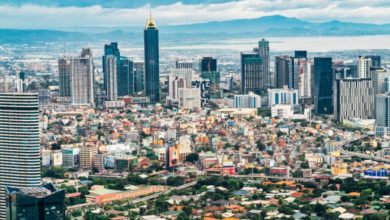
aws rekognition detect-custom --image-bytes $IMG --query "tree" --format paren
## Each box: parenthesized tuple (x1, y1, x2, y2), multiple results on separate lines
(185, 153, 199, 163)
(256, 141, 266, 151)
(167, 176, 185, 186)
(314, 203, 327, 216)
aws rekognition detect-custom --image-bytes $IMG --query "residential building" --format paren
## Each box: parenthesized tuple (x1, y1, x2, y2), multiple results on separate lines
(168, 74, 186, 101)
(275, 56, 293, 88)
(375, 93, 390, 136)
(104, 55, 117, 101)
(358, 56, 372, 78)
(178, 88, 201, 109)
(70, 49, 94, 106)
(58, 57, 71, 97)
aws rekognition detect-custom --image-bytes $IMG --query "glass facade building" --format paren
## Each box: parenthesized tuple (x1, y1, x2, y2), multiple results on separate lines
(0, 93, 41, 218)
(314, 57, 334, 114)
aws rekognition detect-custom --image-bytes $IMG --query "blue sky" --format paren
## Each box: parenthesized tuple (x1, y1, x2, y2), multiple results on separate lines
(0, 0, 389, 28)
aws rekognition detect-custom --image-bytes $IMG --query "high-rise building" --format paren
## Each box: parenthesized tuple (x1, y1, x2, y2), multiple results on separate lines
(168, 74, 186, 101)
(80, 144, 97, 170)
(375, 93, 390, 136)
(365, 55, 381, 68)
(234, 92, 261, 108)
(144, 14, 160, 103)
(275, 56, 293, 88)
(104, 55, 117, 101)
(200, 57, 217, 73)
(358, 56, 372, 78)
(171, 68, 193, 88)
(5, 183, 65, 220)
(118, 57, 134, 96)
(201, 71, 220, 90)
(295, 59, 312, 99)
(70, 49, 94, 105)
(240, 53, 263, 95)
(134, 62, 145, 93)
(333, 78, 373, 122)
(258, 39, 271, 88)
(371, 68, 390, 95)
(294, 50, 307, 59)
(103, 43, 120, 93)
(0, 93, 41, 218)
(175, 60, 193, 69)
(267, 86, 298, 107)
(178, 88, 201, 109)
(58, 57, 71, 97)
(314, 57, 333, 114)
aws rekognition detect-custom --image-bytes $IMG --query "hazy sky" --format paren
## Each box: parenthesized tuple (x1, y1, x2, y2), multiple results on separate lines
(0, 0, 389, 28)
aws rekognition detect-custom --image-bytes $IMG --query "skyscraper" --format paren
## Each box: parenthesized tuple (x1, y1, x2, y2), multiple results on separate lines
(118, 57, 134, 96)
(275, 56, 294, 89)
(371, 68, 390, 95)
(240, 53, 263, 95)
(71, 49, 94, 106)
(144, 13, 160, 103)
(375, 93, 390, 137)
(294, 50, 307, 59)
(104, 55, 117, 101)
(295, 59, 312, 99)
(200, 57, 217, 73)
(58, 57, 71, 97)
(0, 93, 41, 218)
(103, 43, 120, 94)
(134, 62, 145, 93)
(365, 55, 381, 68)
(314, 57, 334, 114)
(358, 56, 372, 78)
(258, 39, 271, 88)
(334, 78, 373, 122)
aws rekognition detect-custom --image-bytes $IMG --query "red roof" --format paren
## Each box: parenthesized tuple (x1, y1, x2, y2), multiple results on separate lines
(65, 192, 81, 198)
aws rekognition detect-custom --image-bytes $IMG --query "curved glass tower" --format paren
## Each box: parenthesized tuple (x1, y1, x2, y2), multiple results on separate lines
(0, 93, 40, 219)
(144, 13, 160, 103)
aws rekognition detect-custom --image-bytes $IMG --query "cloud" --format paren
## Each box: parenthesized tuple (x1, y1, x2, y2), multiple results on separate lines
(0, 0, 389, 29)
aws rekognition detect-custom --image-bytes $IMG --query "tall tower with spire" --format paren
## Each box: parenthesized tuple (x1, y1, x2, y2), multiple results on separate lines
(144, 10, 160, 103)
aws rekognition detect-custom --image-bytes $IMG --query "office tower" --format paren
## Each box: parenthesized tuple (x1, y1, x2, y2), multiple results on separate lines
(175, 60, 193, 69)
(375, 93, 390, 136)
(118, 57, 134, 96)
(275, 56, 293, 88)
(294, 50, 307, 59)
(365, 55, 381, 68)
(334, 78, 373, 122)
(6, 183, 65, 220)
(296, 59, 312, 99)
(144, 14, 160, 103)
(16, 71, 25, 93)
(201, 71, 220, 90)
(267, 86, 298, 107)
(200, 57, 217, 73)
(70, 49, 94, 105)
(334, 63, 357, 79)
(385, 78, 390, 93)
(0, 93, 40, 218)
(134, 62, 145, 93)
(178, 88, 201, 109)
(234, 92, 261, 108)
(104, 55, 117, 101)
(258, 39, 271, 88)
(240, 53, 263, 95)
(58, 57, 71, 97)
(371, 68, 390, 95)
(314, 57, 333, 114)
(358, 56, 372, 78)
(168, 74, 186, 100)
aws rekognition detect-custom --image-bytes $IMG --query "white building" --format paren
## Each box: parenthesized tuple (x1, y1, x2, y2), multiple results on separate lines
(233, 92, 261, 108)
(295, 59, 312, 98)
(334, 78, 373, 122)
(71, 48, 94, 106)
(268, 86, 299, 107)
(104, 55, 117, 101)
(358, 56, 372, 78)
(168, 74, 186, 101)
(371, 68, 390, 95)
(178, 88, 201, 109)
(171, 68, 193, 88)
(271, 104, 294, 118)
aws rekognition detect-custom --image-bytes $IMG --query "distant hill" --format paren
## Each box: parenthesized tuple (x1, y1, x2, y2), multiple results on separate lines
(1, 15, 390, 44)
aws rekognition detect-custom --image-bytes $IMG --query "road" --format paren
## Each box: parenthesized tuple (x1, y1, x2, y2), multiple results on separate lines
(214, 174, 315, 182)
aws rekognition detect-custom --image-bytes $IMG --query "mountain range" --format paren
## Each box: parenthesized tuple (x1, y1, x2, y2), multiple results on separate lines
(1, 15, 390, 44)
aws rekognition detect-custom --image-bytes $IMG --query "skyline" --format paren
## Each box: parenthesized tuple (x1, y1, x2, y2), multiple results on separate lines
(0, 0, 389, 29)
